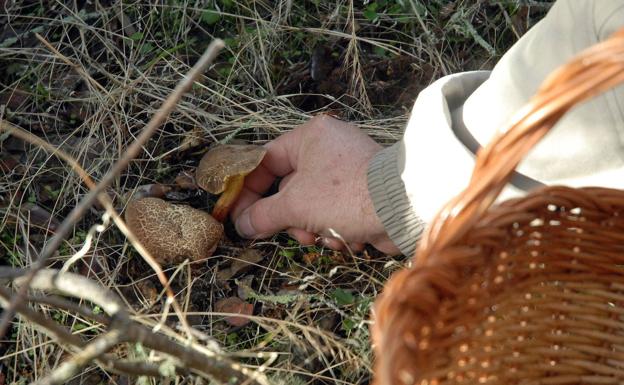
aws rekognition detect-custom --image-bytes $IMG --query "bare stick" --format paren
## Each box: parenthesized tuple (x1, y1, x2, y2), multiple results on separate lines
(0, 120, 99, 192)
(0, 287, 183, 380)
(0, 121, 193, 335)
(0, 287, 85, 348)
(0, 39, 225, 338)
(35, 33, 108, 94)
(124, 322, 267, 385)
(26, 294, 111, 327)
(2, 268, 268, 384)
(98, 357, 190, 377)
(13, 269, 127, 319)
(5, 280, 166, 379)
(32, 330, 124, 385)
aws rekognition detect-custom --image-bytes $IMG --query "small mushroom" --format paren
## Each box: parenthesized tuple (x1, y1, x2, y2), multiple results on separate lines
(195, 144, 267, 222)
(125, 197, 223, 265)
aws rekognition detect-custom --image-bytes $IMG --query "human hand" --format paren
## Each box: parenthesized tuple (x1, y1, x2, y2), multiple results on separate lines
(230, 115, 400, 255)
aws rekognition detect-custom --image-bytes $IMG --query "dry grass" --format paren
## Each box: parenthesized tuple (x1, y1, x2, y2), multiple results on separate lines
(0, 1, 551, 384)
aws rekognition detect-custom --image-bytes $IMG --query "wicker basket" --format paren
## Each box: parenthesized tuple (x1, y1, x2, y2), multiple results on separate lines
(372, 29, 624, 385)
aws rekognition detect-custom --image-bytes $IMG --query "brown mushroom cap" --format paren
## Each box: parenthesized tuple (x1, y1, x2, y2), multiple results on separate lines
(125, 197, 223, 265)
(195, 144, 267, 194)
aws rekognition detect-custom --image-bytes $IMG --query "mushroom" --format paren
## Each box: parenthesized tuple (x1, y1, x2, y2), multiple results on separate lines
(125, 197, 223, 265)
(195, 144, 267, 222)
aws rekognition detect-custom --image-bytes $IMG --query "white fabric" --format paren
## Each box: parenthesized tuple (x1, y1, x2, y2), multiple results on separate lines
(400, 0, 624, 224)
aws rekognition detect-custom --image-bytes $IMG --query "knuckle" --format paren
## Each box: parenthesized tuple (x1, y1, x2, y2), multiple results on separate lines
(309, 114, 338, 133)
(280, 193, 297, 218)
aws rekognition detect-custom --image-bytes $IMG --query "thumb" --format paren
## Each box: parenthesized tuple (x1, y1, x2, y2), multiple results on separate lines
(234, 193, 290, 239)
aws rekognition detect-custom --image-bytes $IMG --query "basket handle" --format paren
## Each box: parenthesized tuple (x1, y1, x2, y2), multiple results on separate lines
(415, 28, 624, 265)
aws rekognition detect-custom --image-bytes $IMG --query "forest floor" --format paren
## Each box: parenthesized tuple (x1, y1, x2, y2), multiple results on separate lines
(0, 1, 551, 384)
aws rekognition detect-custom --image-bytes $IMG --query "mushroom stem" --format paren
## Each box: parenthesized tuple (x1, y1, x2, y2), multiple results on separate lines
(212, 174, 245, 222)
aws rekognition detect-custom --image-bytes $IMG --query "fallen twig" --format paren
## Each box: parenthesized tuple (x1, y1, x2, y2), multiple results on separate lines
(12, 268, 127, 319)
(0, 286, 85, 349)
(32, 329, 125, 385)
(0, 268, 269, 385)
(97, 357, 190, 377)
(26, 293, 111, 327)
(0, 120, 194, 338)
(0, 38, 225, 339)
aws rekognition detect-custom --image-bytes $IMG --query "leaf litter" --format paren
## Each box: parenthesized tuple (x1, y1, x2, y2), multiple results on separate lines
(0, 1, 550, 384)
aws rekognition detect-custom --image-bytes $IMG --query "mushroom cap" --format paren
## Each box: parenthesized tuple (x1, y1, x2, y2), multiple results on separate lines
(195, 144, 267, 194)
(125, 197, 223, 265)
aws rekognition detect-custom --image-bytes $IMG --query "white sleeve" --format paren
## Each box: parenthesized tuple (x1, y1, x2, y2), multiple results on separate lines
(368, 0, 624, 256)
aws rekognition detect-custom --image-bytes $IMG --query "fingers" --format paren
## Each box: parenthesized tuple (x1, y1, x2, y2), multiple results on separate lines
(261, 134, 298, 176)
(318, 238, 364, 253)
(318, 237, 344, 250)
(371, 238, 402, 256)
(287, 230, 365, 253)
(287, 227, 315, 245)
(230, 187, 261, 220)
(234, 193, 291, 239)
(230, 132, 299, 222)
(349, 242, 366, 253)
(231, 126, 304, 221)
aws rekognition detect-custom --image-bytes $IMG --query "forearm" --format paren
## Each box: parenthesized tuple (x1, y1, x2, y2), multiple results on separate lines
(367, 72, 489, 257)
(368, 0, 624, 256)
(367, 141, 424, 257)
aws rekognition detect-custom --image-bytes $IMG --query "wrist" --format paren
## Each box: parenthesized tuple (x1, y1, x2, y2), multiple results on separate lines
(367, 142, 425, 256)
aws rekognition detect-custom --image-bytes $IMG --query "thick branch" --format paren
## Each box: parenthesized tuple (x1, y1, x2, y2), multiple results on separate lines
(27, 293, 111, 327)
(12, 268, 127, 319)
(1, 269, 268, 385)
(32, 330, 124, 385)
(125, 322, 267, 385)
(0, 286, 85, 348)
(98, 356, 190, 377)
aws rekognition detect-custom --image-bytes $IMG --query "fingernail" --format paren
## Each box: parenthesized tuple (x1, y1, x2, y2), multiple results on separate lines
(235, 210, 255, 238)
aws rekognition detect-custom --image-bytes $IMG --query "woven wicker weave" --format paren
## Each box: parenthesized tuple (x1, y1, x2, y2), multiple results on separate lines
(372, 29, 624, 385)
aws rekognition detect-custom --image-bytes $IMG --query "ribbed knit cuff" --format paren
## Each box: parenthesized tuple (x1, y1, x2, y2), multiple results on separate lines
(367, 142, 425, 257)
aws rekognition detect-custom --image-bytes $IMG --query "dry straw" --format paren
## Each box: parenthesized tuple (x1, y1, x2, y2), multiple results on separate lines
(372, 28, 624, 385)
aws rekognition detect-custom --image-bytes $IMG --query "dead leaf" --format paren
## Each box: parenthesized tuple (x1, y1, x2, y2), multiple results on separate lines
(216, 266, 235, 283)
(123, 184, 171, 202)
(117, 9, 137, 37)
(164, 189, 198, 201)
(330, 251, 346, 264)
(303, 251, 321, 265)
(511, 5, 530, 36)
(0, 88, 29, 110)
(0, 153, 24, 174)
(216, 249, 264, 284)
(51, 71, 82, 97)
(20, 203, 61, 232)
(439, 2, 456, 18)
(0, 189, 22, 210)
(236, 275, 254, 300)
(318, 312, 339, 331)
(136, 280, 159, 305)
(63, 95, 90, 123)
(310, 45, 334, 82)
(57, 136, 103, 164)
(77, 254, 107, 278)
(174, 171, 198, 190)
(230, 249, 263, 276)
(37, 182, 62, 205)
(92, 188, 118, 211)
(3, 136, 29, 153)
(214, 297, 253, 327)
(179, 127, 205, 152)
